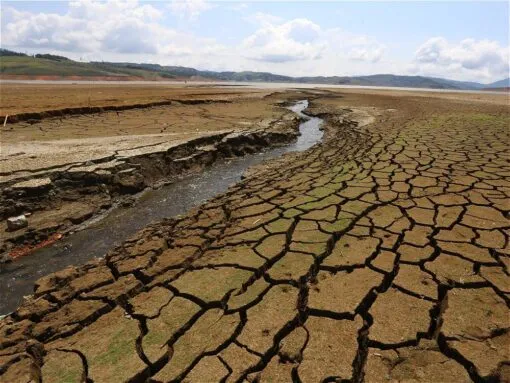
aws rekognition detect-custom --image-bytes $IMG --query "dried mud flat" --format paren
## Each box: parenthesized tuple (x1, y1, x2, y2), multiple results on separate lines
(0, 83, 258, 116)
(1, 86, 509, 383)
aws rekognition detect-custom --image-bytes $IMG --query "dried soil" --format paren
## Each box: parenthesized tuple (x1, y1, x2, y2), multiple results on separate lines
(0, 87, 509, 382)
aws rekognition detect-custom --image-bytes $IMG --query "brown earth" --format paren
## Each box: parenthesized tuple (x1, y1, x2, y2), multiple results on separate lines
(0, 75, 220, 86)
(0, 83, 255, 116)
(483, 87, 510, 92)
(0, 86, 509, 382)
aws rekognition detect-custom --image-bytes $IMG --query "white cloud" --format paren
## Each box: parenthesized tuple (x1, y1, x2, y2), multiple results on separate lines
(0, 3, 395, 78)
(242, 18, 326, 63)
(1, 1, 165, 54)
(412, 37, 509, 81)
(1, 0, 221, 60)
(240, 16, 387, 66)
(246, 12, 284, 26)
(322, 28, 386, 65)
(168, 0, 212, 20)
(348, 46, 385, 63)
(0, 3, 393, 78)
(229, 3, 249, 12)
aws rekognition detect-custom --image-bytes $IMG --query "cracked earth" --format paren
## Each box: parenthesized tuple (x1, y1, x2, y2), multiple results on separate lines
(1, 88, 509, 382)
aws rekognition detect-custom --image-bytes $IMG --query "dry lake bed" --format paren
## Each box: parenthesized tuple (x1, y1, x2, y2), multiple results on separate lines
(0, 83, 509, 382)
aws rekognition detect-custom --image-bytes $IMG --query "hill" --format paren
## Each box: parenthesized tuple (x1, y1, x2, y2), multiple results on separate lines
(485, 78, 510, 88)
(1, 49, 508, 90)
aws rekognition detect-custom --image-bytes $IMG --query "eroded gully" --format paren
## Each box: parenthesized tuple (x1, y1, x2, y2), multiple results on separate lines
(0, 100, 324, 314)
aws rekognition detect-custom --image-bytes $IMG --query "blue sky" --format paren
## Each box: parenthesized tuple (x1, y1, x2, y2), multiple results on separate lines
(2, 1, 509, 82)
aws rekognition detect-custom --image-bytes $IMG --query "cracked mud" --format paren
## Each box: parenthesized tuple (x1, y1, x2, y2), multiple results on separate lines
(0, 88, 509, 382)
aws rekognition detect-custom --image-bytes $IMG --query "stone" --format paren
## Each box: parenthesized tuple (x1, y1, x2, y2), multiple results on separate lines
(12, 177, 52, 189)
(6, 215, 28, 231)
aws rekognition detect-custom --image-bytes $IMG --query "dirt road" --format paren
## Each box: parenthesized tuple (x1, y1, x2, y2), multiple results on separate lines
(0, 87, 509, 382)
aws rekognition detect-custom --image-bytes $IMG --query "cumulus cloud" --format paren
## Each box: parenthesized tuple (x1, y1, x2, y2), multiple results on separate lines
(240, 15, 387, 70)
(412, 37, 509, 81)
(0, 0, 221, 60)
(168, 0, 212, 20)
(320, 28, 386, 64)
(242, 18, 326, 63)
(246, 12, 284, 26)
(2, 1, 164, 54)
(348, 46, 385, 63)
(1, 1, 507, 83)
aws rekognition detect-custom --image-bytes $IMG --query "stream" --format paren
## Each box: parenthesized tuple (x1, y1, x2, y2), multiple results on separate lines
(0, 100, 323, 314)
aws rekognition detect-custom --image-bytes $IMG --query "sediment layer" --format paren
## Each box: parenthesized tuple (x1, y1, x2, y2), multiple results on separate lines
(1, 91, 309, 253)
(1, 109, 300, 252)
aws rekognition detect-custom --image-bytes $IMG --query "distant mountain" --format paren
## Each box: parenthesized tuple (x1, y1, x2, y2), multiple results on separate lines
(300, 74, 459, 89)
(1, 49, 508, 90)
(428, 77, 485, 90)
(485, 78, 510, 88)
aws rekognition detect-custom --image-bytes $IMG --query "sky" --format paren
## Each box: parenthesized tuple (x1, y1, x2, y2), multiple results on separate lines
(1, 0, 509, 83)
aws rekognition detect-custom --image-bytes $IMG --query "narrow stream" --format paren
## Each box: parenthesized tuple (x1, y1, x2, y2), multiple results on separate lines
(0, 100, 323, 314)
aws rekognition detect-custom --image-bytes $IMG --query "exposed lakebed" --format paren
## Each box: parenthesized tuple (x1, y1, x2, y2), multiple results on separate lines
(0, 100, 323, 314)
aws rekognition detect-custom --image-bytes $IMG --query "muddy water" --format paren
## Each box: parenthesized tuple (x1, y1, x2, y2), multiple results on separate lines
(0, 100, 323, 314)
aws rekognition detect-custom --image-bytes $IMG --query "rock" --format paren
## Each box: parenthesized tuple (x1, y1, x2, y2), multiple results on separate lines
(12, 177, 52, 190)
(7, 215, 28, 231)
(65, 203, 96, 224)
(114, 169, 145, 191)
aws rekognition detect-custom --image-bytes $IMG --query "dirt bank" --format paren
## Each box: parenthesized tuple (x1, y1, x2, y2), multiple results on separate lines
(1, 99, 233, 124)
(1, 90, 312, 255)
(1, 118, 300, 254)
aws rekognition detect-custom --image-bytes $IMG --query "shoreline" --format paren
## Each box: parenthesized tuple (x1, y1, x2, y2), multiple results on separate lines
(2, 78, 508, 95)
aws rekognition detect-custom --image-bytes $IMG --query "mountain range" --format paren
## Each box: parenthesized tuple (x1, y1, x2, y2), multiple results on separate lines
(1, 49, 508, 90)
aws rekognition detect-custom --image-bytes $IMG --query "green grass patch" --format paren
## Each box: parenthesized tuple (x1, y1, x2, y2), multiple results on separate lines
(0, 56, 162, 78)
